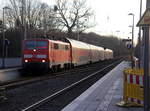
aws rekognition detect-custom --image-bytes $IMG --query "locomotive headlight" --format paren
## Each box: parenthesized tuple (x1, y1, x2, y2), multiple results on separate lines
(42, 60, 46, 63)
(25, 60, 28, 62)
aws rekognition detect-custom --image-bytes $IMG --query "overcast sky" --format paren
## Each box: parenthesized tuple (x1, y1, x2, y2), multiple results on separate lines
(42, 0, 147, 42)
(0, 0, 147, 43)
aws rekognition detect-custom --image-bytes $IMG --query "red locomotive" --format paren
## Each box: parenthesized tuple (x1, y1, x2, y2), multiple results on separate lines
(22, 38, 113, 71)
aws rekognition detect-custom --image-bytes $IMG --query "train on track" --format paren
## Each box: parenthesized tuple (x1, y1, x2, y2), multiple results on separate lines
(22, 38, 113, 71)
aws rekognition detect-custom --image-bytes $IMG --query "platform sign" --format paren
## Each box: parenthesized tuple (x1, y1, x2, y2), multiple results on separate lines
(126, 44, 132, 49)
(137, 8, 150, 26)
(137, 9, 150, 76)
(137, 8, 150, 76)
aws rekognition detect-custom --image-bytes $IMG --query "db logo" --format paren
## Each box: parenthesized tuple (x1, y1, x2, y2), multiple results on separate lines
(144, 16, 150, 23)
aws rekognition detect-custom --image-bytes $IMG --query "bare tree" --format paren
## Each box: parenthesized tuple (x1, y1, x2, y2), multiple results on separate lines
(26, 0, 43, 28)
(5, 0, 42, 28)
(3, 0, 94, 39)
(39, 3, 58, 31)
(55, 0, 94, 38)
(5, 0, 57, 30)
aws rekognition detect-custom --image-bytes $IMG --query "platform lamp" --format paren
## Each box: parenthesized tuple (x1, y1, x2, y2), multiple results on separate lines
(2, 6, 11, 68)
(128, 13, 135, 69)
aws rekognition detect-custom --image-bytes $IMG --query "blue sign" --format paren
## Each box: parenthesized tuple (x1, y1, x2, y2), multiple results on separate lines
(127, 44, 132, 49)
(4, 39, 10, 46)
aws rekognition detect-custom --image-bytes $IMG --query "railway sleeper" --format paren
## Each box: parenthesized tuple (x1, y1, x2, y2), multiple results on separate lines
(71, 64, 74, 68)
(64, 64, 69, 70)
(52, 65, 58, 72)
(67, 63, 71, 69)
(0, 86, 7, 102)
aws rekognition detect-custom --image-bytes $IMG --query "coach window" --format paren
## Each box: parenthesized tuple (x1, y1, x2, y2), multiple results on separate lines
(59, 44, 63, 50)
(54, 43, 59, 49)
(65, 45, 69, 50)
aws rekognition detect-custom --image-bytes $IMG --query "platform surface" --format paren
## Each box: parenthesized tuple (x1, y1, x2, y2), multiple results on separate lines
(62, 61, 143, 111)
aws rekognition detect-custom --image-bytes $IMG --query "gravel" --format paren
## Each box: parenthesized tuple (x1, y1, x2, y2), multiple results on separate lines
(0, 59, 119, 111)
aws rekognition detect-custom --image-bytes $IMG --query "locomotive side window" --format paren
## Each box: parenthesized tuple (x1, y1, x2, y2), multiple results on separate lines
(25, 41, 35, 49)
(53, 43, 68, 50)
(59, 44, 65, 50)
(59, 44, 62, 50)
(54, 43, 59, 49)
(65, 45, 69, 50)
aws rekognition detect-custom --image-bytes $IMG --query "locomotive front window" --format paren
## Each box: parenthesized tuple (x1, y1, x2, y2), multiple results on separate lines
(25, 41, 47, 49)
(36, 41, 47, 49)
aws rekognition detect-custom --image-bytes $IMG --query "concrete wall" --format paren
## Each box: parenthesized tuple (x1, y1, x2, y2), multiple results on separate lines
(0, 58, 22, 68)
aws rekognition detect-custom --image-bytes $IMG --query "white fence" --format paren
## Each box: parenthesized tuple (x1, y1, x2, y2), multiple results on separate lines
(0, 58, 22, 68)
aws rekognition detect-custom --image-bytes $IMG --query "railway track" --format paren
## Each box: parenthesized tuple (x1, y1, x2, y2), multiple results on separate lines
(0, 59, 122, 111)
(21, 59, 122, 111)
(0, 59, 116, 90)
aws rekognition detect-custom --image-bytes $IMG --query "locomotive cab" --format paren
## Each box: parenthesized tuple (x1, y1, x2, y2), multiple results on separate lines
(22, 39, 49, 70)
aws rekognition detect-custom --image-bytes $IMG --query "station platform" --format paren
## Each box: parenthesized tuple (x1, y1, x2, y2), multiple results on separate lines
(62, 61, 143, 111)
(0, 67, 21, 73)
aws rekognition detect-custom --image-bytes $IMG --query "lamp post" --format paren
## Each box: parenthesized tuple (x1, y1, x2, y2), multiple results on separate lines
(77, 18, 87, 41)
(128, 13, 134, 68)
(77, 16, 79, 41)
(116, 30, 120, 56)
(138, 0, 142, 68)
(2, 6, 11, 68)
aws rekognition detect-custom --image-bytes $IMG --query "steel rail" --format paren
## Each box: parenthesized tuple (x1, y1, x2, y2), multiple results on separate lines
(21, 60, 121, 111)
(0, 60, 113, 89)
(0, 65, 95, 89)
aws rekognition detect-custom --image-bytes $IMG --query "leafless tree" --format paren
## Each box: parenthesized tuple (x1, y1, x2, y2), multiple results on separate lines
(26, 0, 43, 28)
(3, 0, 94, 39)
(5, 0, 42, 28)
(55, 0, 94, 38)
(39, 3, 60, 32)
(5, 0, 58, 30)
